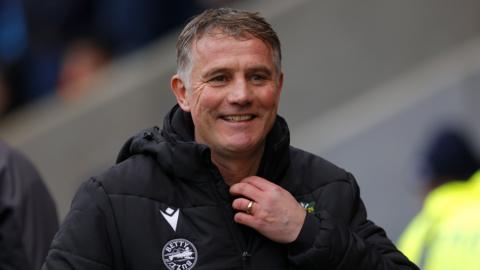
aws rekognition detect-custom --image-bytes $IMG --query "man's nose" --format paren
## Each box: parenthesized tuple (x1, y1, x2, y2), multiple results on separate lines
(227, 78, 253, 106)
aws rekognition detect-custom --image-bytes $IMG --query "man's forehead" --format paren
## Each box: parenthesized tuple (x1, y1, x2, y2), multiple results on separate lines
(194, 32, 254, 49)
(192, 33, 271, 58)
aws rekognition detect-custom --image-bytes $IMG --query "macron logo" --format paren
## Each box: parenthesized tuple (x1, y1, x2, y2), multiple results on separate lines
(160, 207, 179, 232)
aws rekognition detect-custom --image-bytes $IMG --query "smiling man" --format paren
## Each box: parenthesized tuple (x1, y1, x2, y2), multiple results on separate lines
(171, 27, 283, 186)
(43, 8, 418, 270)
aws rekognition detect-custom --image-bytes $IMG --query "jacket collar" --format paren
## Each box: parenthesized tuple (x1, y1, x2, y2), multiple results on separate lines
(166, 105, 291, 184)
(118, 105, 291, 184)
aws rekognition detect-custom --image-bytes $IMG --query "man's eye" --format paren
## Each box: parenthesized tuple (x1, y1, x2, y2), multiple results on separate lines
(209, 76, 227, 83)
(250, 74, 267, 84)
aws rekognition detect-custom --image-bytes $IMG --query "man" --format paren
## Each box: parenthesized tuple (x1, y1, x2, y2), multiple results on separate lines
(0, 140, 58, 270)
(43, 8, 418, 269)
(398, 171, 480, 270)
(398, 127, 480, 269)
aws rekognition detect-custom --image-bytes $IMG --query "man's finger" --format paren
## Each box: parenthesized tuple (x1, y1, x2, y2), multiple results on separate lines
(232, 197, 258, 215)
(233, 211, 258, 228)
(241, 176, 277, 191)
(229, 182, 263, 200)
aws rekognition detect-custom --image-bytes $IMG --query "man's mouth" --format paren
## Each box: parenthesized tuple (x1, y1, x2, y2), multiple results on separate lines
(222, 115, 256, 122)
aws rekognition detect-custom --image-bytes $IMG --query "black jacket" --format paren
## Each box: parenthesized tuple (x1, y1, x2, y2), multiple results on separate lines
(43, 105, 418, 270)
(0, 141, 58, 270)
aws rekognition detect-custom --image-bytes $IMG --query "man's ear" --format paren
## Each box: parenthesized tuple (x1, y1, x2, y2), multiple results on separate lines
(170, 74, 190, 112)
(277, 72, 284, 94)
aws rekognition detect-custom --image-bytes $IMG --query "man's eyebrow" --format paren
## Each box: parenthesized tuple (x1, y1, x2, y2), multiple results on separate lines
(246, 66, 273, 76)
(201, 68, 231, 79)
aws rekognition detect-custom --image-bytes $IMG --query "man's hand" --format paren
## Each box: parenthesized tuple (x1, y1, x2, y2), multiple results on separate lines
(230, 176, 306, 243)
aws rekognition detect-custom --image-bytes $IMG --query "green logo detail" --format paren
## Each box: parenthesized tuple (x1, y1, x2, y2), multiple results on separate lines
(300, 201, 315, 213)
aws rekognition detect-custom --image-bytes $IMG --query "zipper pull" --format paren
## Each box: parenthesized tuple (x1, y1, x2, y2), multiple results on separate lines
(242, 251, 251, 261)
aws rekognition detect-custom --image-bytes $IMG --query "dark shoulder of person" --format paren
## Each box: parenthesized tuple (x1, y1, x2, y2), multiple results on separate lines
(0, 141, 58, 270)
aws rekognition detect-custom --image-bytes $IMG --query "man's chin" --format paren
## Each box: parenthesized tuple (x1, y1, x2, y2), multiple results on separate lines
(221, 140, 265, 156)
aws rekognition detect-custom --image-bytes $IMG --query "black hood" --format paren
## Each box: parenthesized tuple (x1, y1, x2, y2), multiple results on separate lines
(116, 105, 291, 183)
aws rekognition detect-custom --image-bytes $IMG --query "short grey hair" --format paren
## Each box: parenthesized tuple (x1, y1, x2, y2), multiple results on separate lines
(176, 8, 282, 82)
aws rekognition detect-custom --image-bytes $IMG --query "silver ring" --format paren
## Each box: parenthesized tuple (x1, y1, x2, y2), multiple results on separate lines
(246, 200, 254, 215)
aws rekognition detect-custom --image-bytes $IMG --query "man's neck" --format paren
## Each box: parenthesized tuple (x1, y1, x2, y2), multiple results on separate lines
(211, 146, 264, 186)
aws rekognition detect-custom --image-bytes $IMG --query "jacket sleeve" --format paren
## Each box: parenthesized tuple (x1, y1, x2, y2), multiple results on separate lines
(287, 173, 419, 270)
(42, 179, 120, 270)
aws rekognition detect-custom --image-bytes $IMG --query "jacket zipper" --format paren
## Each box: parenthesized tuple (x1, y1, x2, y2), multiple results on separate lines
(208, 162, 252, 270)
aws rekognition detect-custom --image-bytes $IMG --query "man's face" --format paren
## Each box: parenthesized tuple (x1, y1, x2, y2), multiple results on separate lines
(171, 33, 283, 159)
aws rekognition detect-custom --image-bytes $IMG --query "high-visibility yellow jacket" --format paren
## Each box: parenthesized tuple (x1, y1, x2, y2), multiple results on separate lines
(397, 170, 480, 270)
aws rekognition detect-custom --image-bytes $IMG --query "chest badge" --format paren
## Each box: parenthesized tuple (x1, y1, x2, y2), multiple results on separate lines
(162, 238, 198, 270)
(159, 207, 180, 232)
(300, 201, 316, 213)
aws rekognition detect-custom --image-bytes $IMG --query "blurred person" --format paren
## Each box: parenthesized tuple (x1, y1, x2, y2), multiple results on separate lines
(55, 0, 203, 102)
(420, 170, 480, 270)
(56, 39, 111, 102)
(0, 0, 82, 112)
(397, 127, 480, 269)
(0, 140, 59, 270)
(2, 0, 203, 113)
(43, 8, 418, 270)
(0, 0, 28, 116)
(0, 0, 27, 65)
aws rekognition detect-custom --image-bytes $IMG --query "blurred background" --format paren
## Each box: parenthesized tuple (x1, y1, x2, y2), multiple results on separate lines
(1, 0, 480, 242)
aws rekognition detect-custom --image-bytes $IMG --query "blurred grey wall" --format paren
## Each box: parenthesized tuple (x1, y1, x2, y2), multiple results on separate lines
(1, 0, 480, 241)
(292, 41, 480, 239)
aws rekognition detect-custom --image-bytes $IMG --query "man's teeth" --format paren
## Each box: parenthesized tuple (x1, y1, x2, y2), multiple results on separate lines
(224, 115, 254, 121)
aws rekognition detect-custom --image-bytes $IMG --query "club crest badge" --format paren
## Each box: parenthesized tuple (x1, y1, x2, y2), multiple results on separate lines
(162, 238, 198, 270)
(300, 201, 316, 213)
